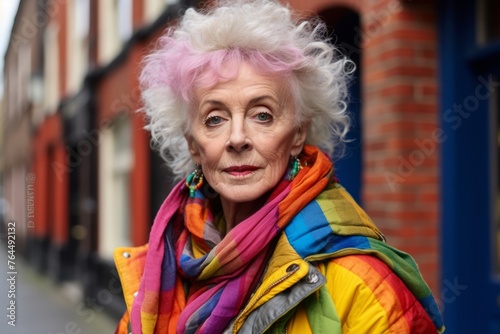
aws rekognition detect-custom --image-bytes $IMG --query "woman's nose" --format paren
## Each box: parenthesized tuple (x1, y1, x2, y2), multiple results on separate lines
(227, 119, 251, 153)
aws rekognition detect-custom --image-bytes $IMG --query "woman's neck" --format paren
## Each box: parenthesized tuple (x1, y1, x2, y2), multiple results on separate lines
(220, 196, 267, 232)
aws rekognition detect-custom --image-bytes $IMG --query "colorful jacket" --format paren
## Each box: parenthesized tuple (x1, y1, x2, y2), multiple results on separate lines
(115, 230, 442, 333)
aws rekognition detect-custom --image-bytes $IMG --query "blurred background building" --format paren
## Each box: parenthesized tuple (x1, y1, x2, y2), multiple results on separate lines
(1, 0, 499, 332)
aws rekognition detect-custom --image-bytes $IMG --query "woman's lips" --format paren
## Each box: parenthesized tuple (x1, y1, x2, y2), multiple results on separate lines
(223, 165, 259, 176)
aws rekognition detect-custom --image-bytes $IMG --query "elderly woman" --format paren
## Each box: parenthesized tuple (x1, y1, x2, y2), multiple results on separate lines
(114, 0, 444, 333)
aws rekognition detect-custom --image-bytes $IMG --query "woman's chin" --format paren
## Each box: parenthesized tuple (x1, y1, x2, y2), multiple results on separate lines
(219, 191, 263, 205)
(217, 185, 270, 206)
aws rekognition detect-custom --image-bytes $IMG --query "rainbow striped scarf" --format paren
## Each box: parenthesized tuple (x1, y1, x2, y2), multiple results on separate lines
(130, 145, 444, 333)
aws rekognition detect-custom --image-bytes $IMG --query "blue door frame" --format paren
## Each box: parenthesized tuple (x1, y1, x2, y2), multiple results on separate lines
(328, 9, 362, 205)
(439, 0, 500, 332)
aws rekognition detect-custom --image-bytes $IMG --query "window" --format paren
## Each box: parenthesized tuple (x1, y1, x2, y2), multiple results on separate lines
(116, 0, 132, 42)
(98, 0, 131, 63)
(67, 0, 89, 93)
(145, 0, 165, 22)
(75, 0, 89, 38)
(17, 44, 31, 111)
(43, 23, 60, 114)
(112, 116, 133, 248)
(98, 116, 133, 258)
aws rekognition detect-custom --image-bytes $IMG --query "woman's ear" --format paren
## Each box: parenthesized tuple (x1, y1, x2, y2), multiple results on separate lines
(290, 123, 309, 156)
(186, 135, 201, 165)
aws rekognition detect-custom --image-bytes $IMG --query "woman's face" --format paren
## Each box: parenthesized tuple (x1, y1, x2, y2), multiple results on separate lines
(187, 63, 306, 205)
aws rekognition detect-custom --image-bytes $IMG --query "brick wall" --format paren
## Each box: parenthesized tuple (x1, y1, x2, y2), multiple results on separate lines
(287, 0, 440, 295)
(362, 0, 439, 293)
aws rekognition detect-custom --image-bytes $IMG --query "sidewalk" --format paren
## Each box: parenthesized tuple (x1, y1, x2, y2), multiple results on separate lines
(0, 242, 117, 334)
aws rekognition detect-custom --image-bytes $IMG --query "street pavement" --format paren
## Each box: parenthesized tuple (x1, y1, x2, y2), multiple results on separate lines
(0, 242, 117, 334)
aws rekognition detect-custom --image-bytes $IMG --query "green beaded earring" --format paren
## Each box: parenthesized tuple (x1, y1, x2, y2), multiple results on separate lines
(186, 167, 204, 198)
(287, 156, 302, 180)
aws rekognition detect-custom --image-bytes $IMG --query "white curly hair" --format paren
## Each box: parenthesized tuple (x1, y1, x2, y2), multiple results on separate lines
(140, 0, 353, 180)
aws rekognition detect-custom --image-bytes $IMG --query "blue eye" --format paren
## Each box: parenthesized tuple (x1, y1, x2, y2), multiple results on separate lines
(205, 115, 223, 126)
(256, 112, 272, 122)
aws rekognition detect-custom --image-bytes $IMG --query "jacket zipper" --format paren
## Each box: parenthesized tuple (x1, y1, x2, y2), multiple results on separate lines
(232, 266, 299, 334)
(262, 269, 325, 334)
(266, 282, 323, 334)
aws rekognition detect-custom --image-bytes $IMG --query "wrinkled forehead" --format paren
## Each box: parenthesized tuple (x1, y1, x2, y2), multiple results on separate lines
(192, 61, 293, 107)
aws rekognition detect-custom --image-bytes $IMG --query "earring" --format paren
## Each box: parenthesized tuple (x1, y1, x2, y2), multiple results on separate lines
(287, 156, 302, 180)
(186, 166, 204, 198)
